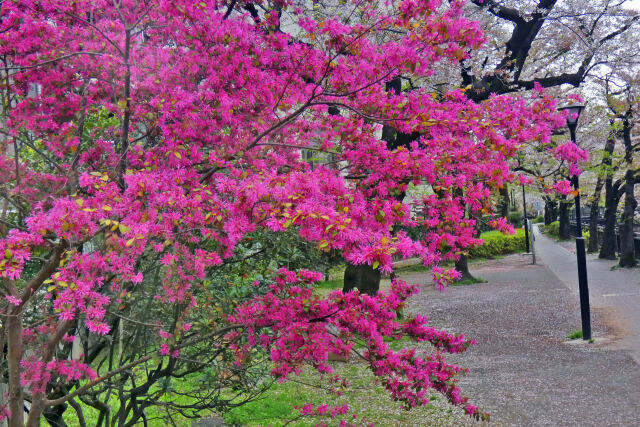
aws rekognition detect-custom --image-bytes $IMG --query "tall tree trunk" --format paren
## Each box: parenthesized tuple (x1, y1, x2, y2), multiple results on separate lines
(558, 197, 570, 240)
(587, 176, 603, 253)
(499, 185, 510, 218)
(329, 105, 383, 295)
(618, 115, 636, 268)
(544, 198, 557, 225)
(343, 264, 381, 296)
(599, 178, 621, 259)
(455, 254, 476, 282)
(341, 76, 420, 294)
(599, 117, 623, 259)
(618, 169, 637, 267)
(589, 126, 616, 253)
(7, 312, 24, 427)
(453, 188, 476, 283)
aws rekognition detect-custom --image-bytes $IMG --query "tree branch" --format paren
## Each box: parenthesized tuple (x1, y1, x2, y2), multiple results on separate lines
(468, 0, 524, 23)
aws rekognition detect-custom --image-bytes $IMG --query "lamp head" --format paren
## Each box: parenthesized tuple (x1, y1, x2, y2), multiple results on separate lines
(558, 104, 585, 128)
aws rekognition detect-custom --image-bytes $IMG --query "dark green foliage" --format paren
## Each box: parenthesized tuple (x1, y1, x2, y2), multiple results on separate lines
(533, 215, 544, 224)
(507, 209, 523, 228)
(477, 214, 496, 232)
(544, 221, 591, 247)
(545, 221, 561, 238)
(568, 330, 583, 339)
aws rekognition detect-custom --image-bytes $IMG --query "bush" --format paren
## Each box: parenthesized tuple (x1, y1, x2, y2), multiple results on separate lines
(543, 221, 590, 247)
(533, 215, 544, 224)
(507, 209, 523, 228)
(583, 230, 590, 249)
(545, 221, 560, 238)
(468, 229, 527, 259)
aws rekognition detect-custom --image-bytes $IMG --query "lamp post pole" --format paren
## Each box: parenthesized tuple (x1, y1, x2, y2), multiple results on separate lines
(568, 123, 591, 340)
(522, 185, 530, 253)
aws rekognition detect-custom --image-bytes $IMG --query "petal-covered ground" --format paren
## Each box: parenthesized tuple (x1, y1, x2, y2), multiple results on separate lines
(405, 254, 640, 426)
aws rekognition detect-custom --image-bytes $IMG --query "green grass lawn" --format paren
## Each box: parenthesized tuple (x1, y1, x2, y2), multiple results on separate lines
(223, 361, 473, 427)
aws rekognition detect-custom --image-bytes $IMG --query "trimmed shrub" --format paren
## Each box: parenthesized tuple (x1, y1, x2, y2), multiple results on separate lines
(468, 229, 527, 259)
(545, 221, 560, 238)
(533, 215, 544, 224)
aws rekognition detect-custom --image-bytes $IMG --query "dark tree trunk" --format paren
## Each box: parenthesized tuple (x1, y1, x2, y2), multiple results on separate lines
(618, 115, 636, 268)
(340, 76, 417, 295)
(44, 405, 69, 427)
(558, 197, 570, 240)
(618, 169, 637, 267)
(544, 198, 557, 225)
(587, 176, 603, 253)
(598, 118, 622, 259)
(499, 185, 510, 218)
(589, 127, 616, 253)
(455, 255, 475, 282)
(599, 178, 621, 259)
(453, 188, 477, 283)
(7, 314, 24, 427)
(343, 264, 381, 296)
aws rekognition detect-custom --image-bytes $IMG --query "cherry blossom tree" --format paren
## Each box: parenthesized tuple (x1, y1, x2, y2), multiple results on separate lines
(0, 0, 583, 425)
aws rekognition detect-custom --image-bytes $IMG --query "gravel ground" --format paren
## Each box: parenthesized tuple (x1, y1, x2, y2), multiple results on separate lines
(403, 255, 640, 427)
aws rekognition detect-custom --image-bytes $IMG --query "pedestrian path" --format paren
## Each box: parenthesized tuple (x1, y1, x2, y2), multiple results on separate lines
(533, 224, 640, 364)
(407, 253, 640, 426)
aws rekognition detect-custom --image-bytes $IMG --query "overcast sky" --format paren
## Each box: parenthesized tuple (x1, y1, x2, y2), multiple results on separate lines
(626, 0, 640, 9)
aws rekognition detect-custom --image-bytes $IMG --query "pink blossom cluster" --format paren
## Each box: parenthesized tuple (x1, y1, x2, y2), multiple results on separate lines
(0, 402, 9, 423)
(550, 180, 574, 196)
(0, 230, 43, 280)
(229, 268, 481, 414)
(292, 403, 362, 427)
(21, 358, 97, 395)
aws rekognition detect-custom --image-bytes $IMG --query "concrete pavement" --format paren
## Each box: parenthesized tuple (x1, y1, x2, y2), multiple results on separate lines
(533, 224, 640, 364)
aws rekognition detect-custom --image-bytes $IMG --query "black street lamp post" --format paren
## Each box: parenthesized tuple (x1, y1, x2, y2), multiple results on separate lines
(558, 104, 591, 340)
(522, 185, 530, 253)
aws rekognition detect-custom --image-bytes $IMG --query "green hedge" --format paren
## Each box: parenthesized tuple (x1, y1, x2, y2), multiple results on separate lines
(468, 229, 527, 259)
(545, 220, 560, 238)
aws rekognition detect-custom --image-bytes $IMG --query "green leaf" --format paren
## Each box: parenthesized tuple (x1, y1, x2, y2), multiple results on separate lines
(372, 260, 380, 270)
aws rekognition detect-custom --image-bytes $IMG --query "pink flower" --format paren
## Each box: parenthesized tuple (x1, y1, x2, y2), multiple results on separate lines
(4, 295, 22, 306)
(159, 343, 170, 356)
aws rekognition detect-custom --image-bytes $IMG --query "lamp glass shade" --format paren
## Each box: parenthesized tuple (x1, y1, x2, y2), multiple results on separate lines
(558, 104, 584, 127)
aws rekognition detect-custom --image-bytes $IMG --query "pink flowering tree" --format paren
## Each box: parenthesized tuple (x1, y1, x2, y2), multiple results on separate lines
(0, 0, 581, 425)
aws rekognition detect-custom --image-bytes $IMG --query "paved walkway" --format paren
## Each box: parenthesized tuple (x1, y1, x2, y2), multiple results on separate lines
(533, 224, 640, 364)
(403, 249, 640, 425)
